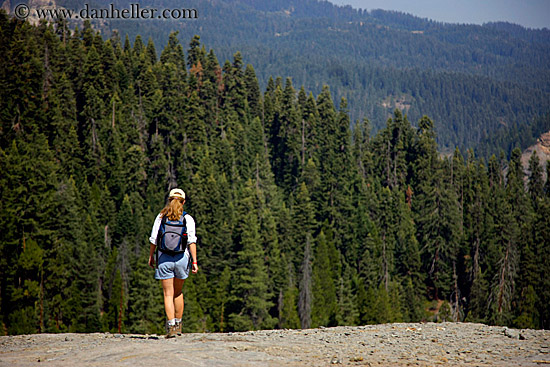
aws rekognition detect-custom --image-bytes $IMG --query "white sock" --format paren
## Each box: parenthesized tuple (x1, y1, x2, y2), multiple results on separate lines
(168, 318, 176, 326)
(175, 318, 181, 324)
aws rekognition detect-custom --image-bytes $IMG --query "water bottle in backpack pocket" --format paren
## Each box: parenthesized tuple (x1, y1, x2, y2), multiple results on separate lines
(157, 212, 188, 256)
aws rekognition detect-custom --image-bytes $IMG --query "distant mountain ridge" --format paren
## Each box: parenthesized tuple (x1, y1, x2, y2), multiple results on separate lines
(8, 0, 550, 154)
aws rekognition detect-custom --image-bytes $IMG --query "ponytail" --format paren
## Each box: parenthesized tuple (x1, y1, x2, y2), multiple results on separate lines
(160, 197, 184, 220)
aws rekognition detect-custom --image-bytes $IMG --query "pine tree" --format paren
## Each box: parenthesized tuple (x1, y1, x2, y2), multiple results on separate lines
(532, 196, 550, 328)
(373, 282, 403, 324)
(228, 180, 274, 331)
(514, 241, 539, 329)
(394, 189, 424, 321)
(485, 154, 520, 325)
(145, 37, 157, 66)
(298, 234, 313, 329)
(462, 157, 492, 323)
(160, 31, 185, 70)
(373, 110, 414, 190)
(50, 72, 82, 177)
(79, 44, 107, 182)
(0, 134, 60, 333)
(244, 64, 262, 121)
(187, 35, 205, 70)
(0, 17, 43, 145)
(200, 49, 223, 141)
(181, 271, 208, 333)
(274, 78, 300, 192)
(374, 187, 396, 293)
(544, 162, 550, 197)
(337, 264, 359, 325)
(127, 246, 164, 334)
(311, 230, 338, 327)
(9, 238, 44, 334)
(178, 89, 207, 181)
(289, 182, 316, 270)
(413, 116, 461, 302)
(279, 262, 301, 329)
(102, 248, 124, 332)
(222, 52, 246, 121)
(43, 177, 85, 332)
(528, 152, 544, 201)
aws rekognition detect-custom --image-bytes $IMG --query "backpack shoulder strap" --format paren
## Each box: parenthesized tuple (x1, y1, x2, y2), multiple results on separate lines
(156, 214, 167, 247)
(180, 212, 188, 237)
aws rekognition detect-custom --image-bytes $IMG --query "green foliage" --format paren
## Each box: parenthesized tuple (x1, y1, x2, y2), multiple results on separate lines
(311, 231, 338, 327)
(228, 180, 275, 331)
(0, 15, 547, 336)
(279, 268, 301, 329)
(181, 272, 207, 333)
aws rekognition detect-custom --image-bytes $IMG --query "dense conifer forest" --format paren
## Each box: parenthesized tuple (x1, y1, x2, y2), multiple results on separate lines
(1, 12, 549, 335)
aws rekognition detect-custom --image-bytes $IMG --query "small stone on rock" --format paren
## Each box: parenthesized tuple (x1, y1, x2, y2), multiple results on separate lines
(504, 328, 520, 339)
(331, 356, 342, 364)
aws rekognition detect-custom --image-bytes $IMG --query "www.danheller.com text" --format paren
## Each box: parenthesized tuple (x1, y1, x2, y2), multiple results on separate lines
(31, 3, 198, 20)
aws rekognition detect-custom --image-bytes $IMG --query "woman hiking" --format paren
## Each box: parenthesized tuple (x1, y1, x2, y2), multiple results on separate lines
(148, 188, 198, 338)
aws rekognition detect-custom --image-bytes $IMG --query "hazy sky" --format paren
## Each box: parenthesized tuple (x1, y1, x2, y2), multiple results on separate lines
(328, 0, 550, 29)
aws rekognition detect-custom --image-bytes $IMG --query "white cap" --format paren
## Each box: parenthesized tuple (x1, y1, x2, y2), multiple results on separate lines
(169, 188, 185, 199)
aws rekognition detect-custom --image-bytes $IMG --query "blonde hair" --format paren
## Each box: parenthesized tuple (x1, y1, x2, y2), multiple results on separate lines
(160, 197, 184, 220)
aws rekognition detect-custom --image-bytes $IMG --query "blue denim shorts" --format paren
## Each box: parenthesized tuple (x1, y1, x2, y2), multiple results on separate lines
(155, 250, 190, 280)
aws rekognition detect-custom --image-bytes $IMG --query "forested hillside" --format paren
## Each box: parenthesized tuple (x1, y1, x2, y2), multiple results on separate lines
(44, 0, 550, 155)
(1, 13, 549, 335)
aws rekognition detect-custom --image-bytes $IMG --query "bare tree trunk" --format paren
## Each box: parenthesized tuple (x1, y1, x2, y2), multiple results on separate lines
(472, 236, 480, 282)
(42, 44, 52, 99)
(255, 159, 260, 191)
(40, 265, 44, 332)
(104, 225, 109, 248)
(386, 139, 391, 187)
(112, 99, 116, 128)
(277, 289, 284, 329)
(91, 118, 97, 153)
(220, 303, 225, 333)
(430, 244, 440, 300)
(62, 20, 66, 46)
(301, 119, 305, 166)
(118, 275, 123, 334)
(453, 260, 460, 322)
(382, 233, 388, 292)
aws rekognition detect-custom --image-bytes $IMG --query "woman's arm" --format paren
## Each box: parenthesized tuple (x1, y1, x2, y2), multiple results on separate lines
(189, 242, 198, 273)
(186, 214, 199, 273)
(148, 243, 156, 269)
(148, 214, 162, 269)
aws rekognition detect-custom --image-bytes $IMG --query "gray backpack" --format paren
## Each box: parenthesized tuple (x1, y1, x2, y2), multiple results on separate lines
(156, 212, 188, 256)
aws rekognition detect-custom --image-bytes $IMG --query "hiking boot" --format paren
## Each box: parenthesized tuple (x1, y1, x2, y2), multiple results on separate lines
(175, 321, 182, 336)
(165, 323, 178, 339)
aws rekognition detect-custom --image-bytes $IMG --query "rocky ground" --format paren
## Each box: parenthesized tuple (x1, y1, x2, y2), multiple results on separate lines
(1, 322, 549, 366)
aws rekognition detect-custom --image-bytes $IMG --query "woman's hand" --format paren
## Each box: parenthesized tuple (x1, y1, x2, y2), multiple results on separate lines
(148, 244, 156, 269)
(192, 262, 199, 274)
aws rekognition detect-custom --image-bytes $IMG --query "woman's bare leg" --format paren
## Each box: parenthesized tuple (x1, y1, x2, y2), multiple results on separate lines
(161, 278, 175, 320)
(173, 278, 185, 319)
